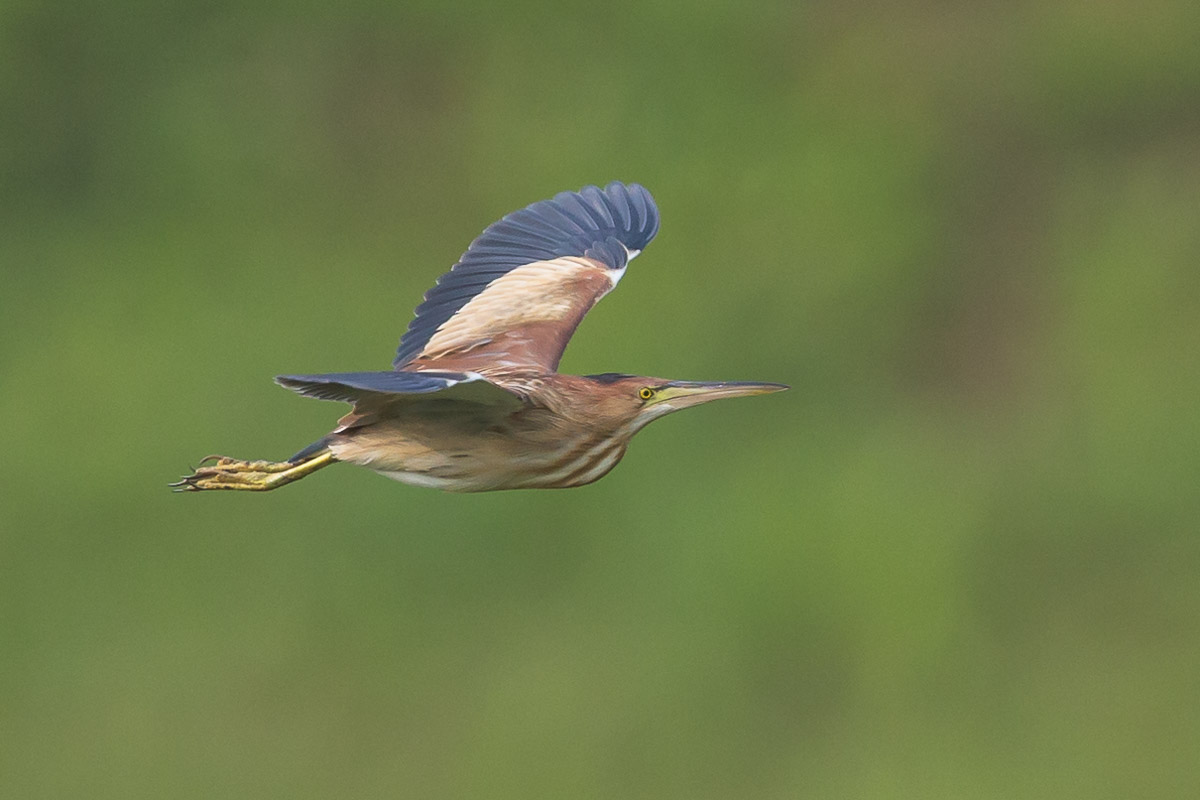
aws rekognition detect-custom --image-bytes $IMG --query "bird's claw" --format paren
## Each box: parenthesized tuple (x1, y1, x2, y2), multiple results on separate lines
(171, 451, 334, 493)
(170, 457, 290, 491)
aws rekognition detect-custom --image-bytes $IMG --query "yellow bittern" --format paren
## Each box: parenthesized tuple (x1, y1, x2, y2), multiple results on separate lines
(173, 182, 786, 493)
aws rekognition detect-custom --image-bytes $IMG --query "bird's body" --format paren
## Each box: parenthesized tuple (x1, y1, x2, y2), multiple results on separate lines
(174, 183, 785, 493)
(326, 374, 634, 492)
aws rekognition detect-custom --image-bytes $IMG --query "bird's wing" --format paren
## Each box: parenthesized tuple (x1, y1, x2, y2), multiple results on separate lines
(276, 370, 522, 407)
(276, 370, 525, 434)
(393, 182, 659, 374)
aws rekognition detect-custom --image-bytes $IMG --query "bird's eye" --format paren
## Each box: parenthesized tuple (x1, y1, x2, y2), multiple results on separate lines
(638, 387, 654, 400)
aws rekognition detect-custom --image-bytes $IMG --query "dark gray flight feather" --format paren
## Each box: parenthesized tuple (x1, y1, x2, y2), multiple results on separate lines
(392, 182, 659, 368)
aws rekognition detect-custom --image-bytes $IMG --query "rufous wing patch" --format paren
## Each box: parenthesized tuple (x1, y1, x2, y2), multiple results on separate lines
(410, 257, 616, 373)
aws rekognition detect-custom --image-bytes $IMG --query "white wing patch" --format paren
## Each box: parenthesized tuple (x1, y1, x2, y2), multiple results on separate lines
(608, 246, 641, 288)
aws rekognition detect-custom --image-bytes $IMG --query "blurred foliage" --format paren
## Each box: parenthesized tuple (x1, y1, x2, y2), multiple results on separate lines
(3, 0, 1200, 797)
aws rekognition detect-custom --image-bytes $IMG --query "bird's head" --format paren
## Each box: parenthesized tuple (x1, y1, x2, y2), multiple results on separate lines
(582, 373, 789, 433)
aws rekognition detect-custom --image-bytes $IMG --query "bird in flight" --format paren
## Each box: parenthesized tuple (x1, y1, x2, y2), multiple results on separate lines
(173, 182, 786, 493)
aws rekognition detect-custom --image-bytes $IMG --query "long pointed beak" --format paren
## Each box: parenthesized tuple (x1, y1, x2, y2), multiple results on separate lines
(654, 380, 789, 410)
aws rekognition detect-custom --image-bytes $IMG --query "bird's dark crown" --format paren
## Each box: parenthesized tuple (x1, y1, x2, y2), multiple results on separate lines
(583, 372, 636, 384)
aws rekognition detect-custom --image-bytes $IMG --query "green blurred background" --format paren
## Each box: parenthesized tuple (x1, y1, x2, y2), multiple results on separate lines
(3, 1, 1199, 797)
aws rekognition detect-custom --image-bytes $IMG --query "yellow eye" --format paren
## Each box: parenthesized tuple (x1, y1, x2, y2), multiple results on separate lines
(638, 387, 654, 400)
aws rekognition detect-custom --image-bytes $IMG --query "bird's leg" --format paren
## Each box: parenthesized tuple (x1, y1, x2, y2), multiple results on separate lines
(194, 454, 298, 473)
(171, 450, 336, 492)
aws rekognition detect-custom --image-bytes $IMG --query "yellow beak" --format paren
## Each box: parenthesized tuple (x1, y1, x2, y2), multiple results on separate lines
(652, 380, 789, 411)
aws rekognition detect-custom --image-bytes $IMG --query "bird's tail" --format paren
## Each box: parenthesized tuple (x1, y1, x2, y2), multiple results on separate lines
(288, 437, 333, 463)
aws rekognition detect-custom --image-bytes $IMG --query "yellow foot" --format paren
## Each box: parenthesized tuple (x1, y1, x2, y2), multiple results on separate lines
(171, 451, 335, 492)
(195, 455, 298, 473)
